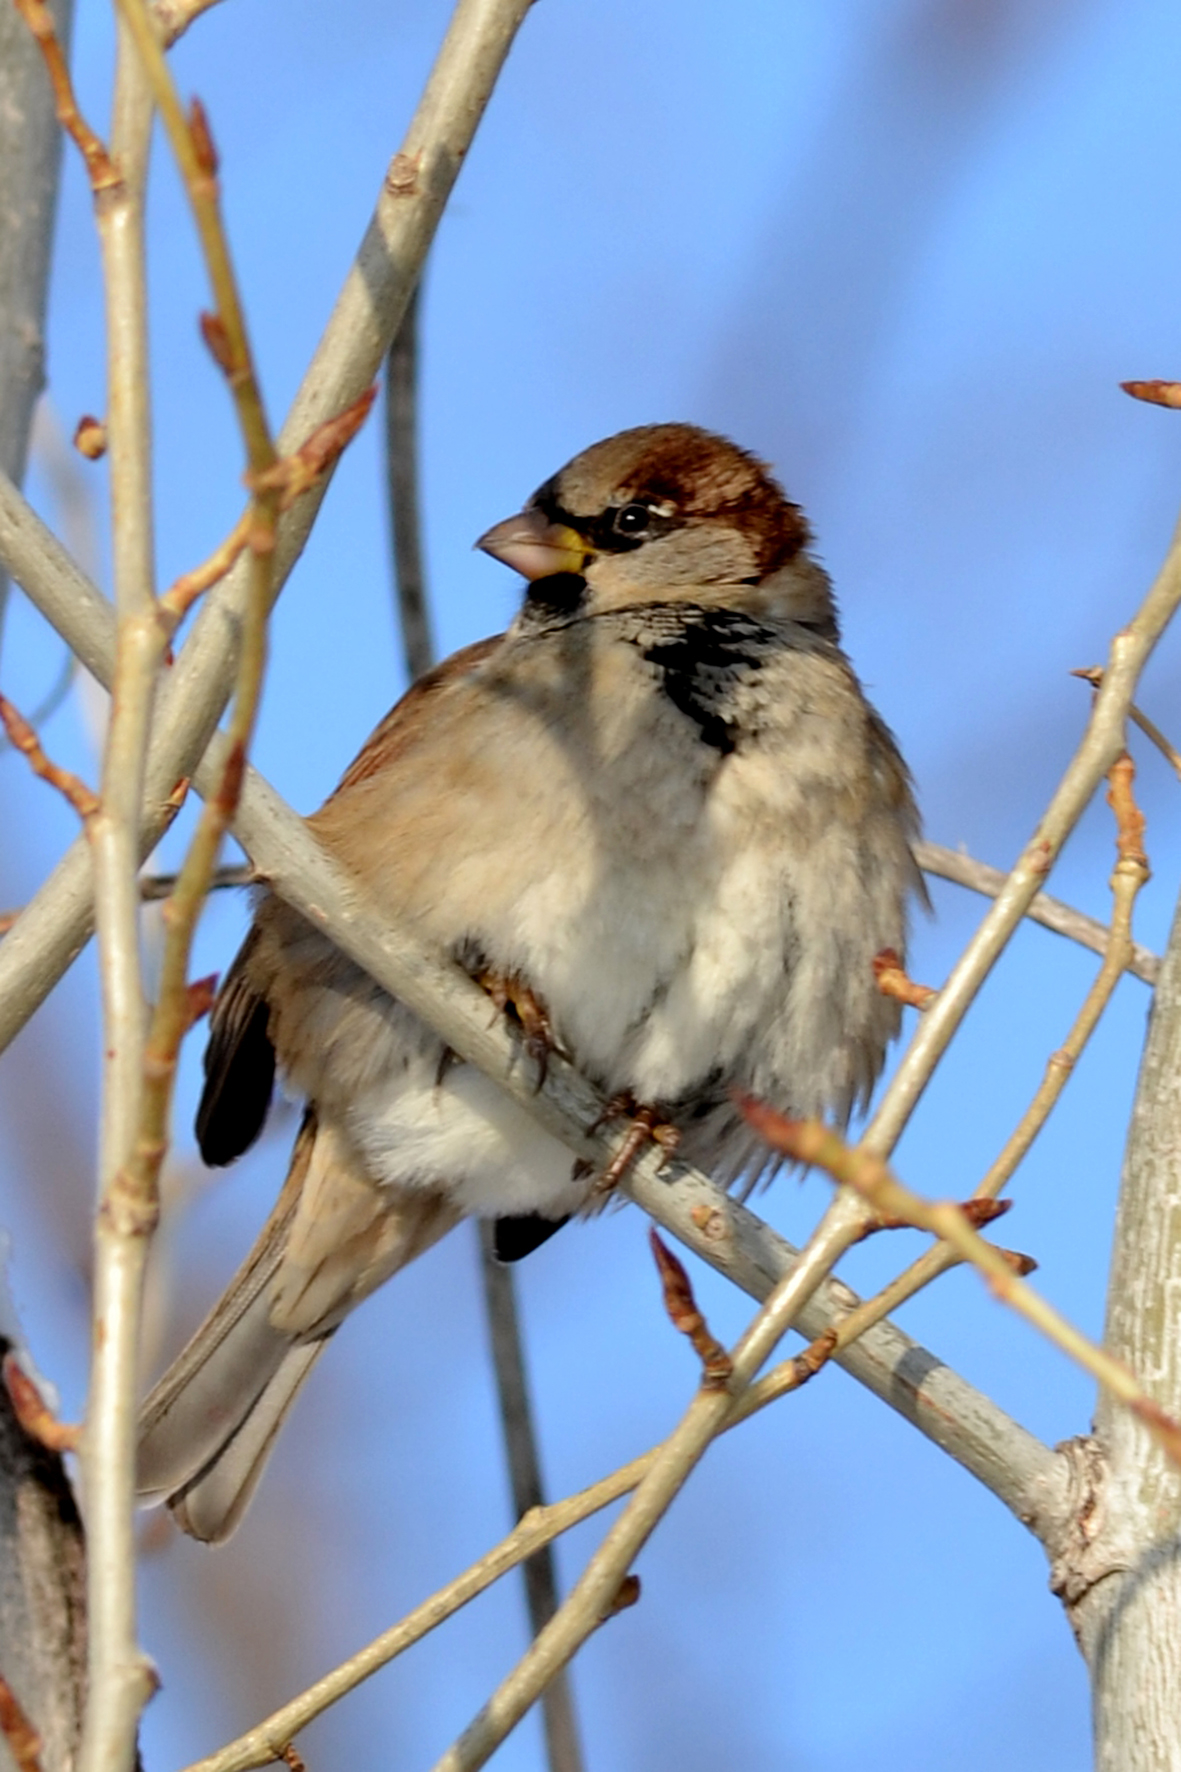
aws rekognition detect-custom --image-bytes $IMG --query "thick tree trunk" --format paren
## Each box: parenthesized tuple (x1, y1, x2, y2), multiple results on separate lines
(1071, 879, 1181, 1767)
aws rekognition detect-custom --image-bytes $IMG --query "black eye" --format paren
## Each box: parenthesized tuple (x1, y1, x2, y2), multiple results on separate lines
(614, 502, 651, 537)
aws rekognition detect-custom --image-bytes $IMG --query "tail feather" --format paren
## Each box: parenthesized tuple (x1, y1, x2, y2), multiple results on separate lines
(137, 1113, 459, 1542)
(167, 1340, 327, 1544)
(137, 1116, 315, 1507)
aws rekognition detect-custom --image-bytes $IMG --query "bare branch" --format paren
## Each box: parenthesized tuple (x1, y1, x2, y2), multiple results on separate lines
(1081, 874, 1181, 1755)
(0, 0, 72, 663)
(1072, 664, 1181, 785)
(914, 840, 1160, 984)
(745, 1106, 1181, 1470)
(0, 693, 97, 817)
(384, 286, 433, 681)
(0, 0, 537, 1059)
(150, 0, 223, 50)
(866, 542, 1181, 1163)
(76, 21, 160, 1772)
(476, 1229, 583, 1772)
(648, 1230, 732, 1388)
(176, 1310, 844, 1772)
(852, 752, 1154, 1335)
(427, 1195, 877, 1772)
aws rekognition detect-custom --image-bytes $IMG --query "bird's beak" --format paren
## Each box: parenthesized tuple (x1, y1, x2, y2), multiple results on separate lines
(476, 508, 587, 580)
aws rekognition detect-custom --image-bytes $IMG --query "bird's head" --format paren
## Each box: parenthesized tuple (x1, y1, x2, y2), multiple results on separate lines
(477, 423, 838, 636)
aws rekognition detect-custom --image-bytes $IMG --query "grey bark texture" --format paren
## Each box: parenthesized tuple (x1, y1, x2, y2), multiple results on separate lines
(1066, 879, 1181, 1768)
(0, 1348, 87, 1772)
(0, 8, 88, 1770)
(0, 0, 73, 653)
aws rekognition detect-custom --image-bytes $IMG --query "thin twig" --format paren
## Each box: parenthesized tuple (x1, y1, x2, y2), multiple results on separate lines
(384, 284, 433, 680)
(476, 1228, 584, 1772)
(0, 864, 252, 936)
(866, 548, 1181, 1162)
(648, 1230, 732, 1387)
(914, 840, 1159, 984)
(150, 0, 223, 49)
(10, 0, 116, 192)
(0, 0, 538, 1062)
(0, 692, 97, 817)
(0, 1672, 44, 1772)
(872, 946, 937, 1011)
(177, 1307, 840, 1772)
(429, 1192, 872, 1772)
(751, 1108, 1181, 1470)
(1072, 665, 1181, 784)
(2, 1354, 81, 1455)
(846, 751, 1153, 1337)
(111, 0, 275, 478)
(159, 512, 249, 629)
(139, 862, 252, 900)
(103, 0, 279, 1349)
(158, 390, 375, 632)
(1121, 379, 1181, 410)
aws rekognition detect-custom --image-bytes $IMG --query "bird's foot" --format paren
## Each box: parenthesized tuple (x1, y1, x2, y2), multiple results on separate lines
(590, 1094, 681, 1201)
(477, 968, 556, 1088)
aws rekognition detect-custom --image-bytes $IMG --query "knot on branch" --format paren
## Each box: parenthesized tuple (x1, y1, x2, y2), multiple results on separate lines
(1043, 1435, 1136, 1641)
(386, 151, 421, 197)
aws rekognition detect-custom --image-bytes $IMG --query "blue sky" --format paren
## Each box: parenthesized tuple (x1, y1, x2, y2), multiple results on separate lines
(4, 0, 1181, 1765)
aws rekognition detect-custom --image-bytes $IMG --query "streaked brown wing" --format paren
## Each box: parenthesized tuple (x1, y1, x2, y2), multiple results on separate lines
(327, 634, 504, 796)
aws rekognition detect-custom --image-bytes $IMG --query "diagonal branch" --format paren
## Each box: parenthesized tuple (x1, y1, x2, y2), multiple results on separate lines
(0, 0, 536, 1056)
(220, 752, 1067, 1532)
(0, 0, 73, 668)
(426, 1192, 917, 1772)
(863, 538, 1181, 1162)
(0, 470, 1087, 1533)
(914, 839, 1159, 985)
(175, 1293, 859, 1772)
(749, 1106, 1181, 1471)
(476, 1229, 584, 1772)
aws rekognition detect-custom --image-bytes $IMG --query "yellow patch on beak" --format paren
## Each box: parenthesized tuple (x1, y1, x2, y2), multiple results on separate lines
(476, 509, 587, 580)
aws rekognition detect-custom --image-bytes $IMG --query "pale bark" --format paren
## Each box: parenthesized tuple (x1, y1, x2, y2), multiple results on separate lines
(0, 0, 72, 654)
(1066, 880, 1181, 1768)
(0, 11, 88, 1772)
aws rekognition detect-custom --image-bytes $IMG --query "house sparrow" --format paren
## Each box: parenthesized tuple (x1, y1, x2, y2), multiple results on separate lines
(137, 423, 922, 1541)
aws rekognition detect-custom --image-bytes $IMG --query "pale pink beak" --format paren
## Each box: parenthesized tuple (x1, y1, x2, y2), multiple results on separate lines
(476, 508, 587, 580)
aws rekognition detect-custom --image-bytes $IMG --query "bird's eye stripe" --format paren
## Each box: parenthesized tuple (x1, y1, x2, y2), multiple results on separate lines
(532, 485, 582, 530)
(531, 486, 677, 554)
